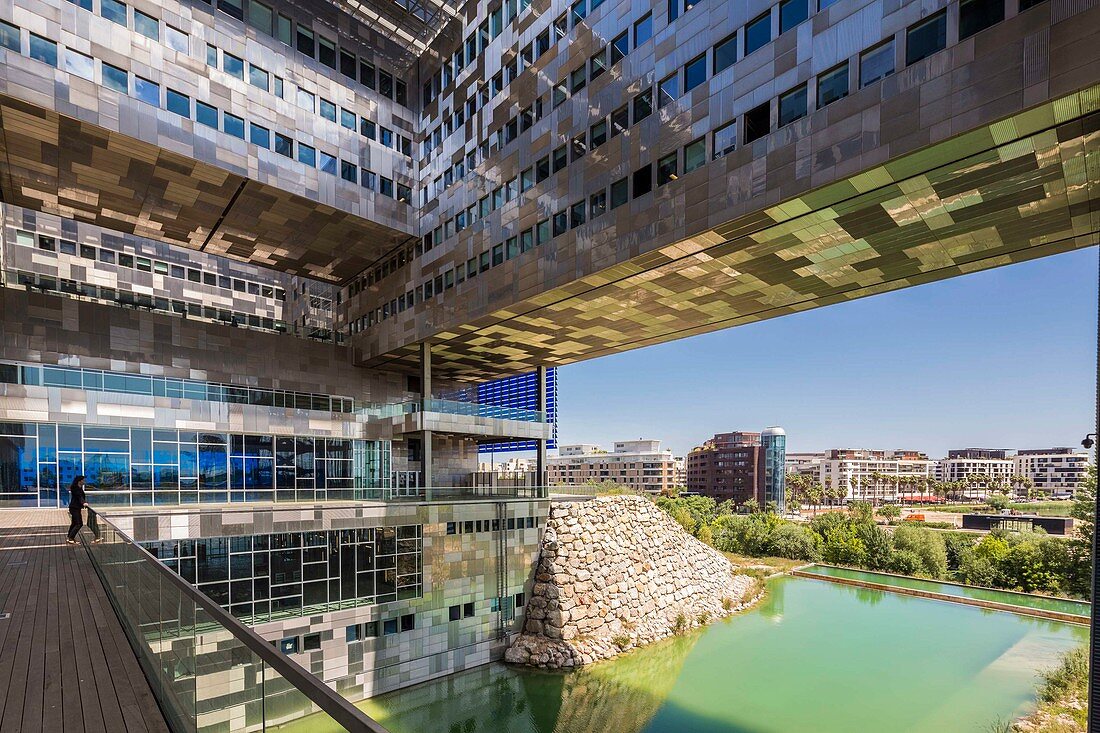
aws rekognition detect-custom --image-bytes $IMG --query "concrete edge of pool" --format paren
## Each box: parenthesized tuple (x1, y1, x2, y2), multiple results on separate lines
(792, 566, 1091, 626)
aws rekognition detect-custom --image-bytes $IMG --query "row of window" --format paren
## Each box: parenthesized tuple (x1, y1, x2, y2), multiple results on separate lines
(0, 22, 414, 206)
(1, 361, 356, 413)
(12, 270, 317, 342)
(13, 229, 285, 300)
(201, 43, 413, 158)
(444, 516, 540, 535)
(63, 0, 409, 109)
(363, 0, 1041, 310)
(342, 613, 417, 644)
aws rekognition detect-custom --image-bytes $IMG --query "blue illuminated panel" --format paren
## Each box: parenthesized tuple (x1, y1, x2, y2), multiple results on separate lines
(475, 369, 557, 453)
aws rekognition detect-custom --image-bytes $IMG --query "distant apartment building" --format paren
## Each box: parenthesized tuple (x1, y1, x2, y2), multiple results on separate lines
(1014, 448, 1090, 496)
(686, 428, 786, 509)
(813, 449, 936, 503)
(547, 440, 682, 494)
(936, 449, 1014, 490)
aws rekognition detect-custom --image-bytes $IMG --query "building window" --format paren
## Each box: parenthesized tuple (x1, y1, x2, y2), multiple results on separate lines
(779, 0, 808, 33)
(196, 101, 218, 129)
(223, 113, 245, 139)
(166, 89, 190, 117)
(0, 20, 19, 53)
(29, 34, 57, 67)
(633, 89, 653, 123)
(590, 120, 608, 148)
(684, 54, 707, 93)
(165, 26, 188, 53)
(223, 53, 244, 80)
(860, 39, 895, 87)
(249, 64, 269, 90)
(590, 50, 607, 80)
(960, 0, 1003, 39)
(65, 49, 94, 81)
(134, 10, 158, 40)
(275, 133, 293, 157)
(298, 143, 316, 167)
(611, 31, 629, 64)
(712, 121, 736, 159)
(133, 76, 160, 106)
(745, 12, 771, 55)
(463, 602, 475, 618)
(280, 637, 299, 654)
(657, 152, 678, 185)
(610, 178, 628, 209)
(634, 14, 653, 47)
(590, 191, 607, 218)
(448, 605, 461, 621)
(817, 62, 849, 108)
(303, 633, 321, 651)
(101, 0, 127, 26)
(906, 12, 947, 66)
(778, 85, 807, 126)
(714, 33, 737, 74)
(346, 624, 362, 642)
(658, 74, 679, 108)
(744, 102, 770, 143)
(632, 165, 652, 198)
(296, 24, 315, 57)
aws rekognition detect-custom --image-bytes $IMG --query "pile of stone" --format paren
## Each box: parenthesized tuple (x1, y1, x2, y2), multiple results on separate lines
(505, 494, 758, 669)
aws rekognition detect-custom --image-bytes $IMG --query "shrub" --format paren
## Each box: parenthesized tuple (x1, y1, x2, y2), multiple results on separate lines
(889, 549, 923, 576)
(672, 613, 687, 634)
(611, 634, 631, 650)
(696, 523, 713, 547)
(855, 522, 893, 571)
(957, 552, 999, 588)
(821, 526, 868, 567)
(1038, 646, 1088, 704)
(766, 522, 822, 561)
(892, 524, 947, 578)
(943, 532, 977, 572)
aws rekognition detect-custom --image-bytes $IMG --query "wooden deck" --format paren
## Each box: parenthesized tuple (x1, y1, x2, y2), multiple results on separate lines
(0, 510, 170, 733)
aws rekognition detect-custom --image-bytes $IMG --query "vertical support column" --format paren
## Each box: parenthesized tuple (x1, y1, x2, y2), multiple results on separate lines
(535, 366, 548, 491)
(420, 341, 432, 491)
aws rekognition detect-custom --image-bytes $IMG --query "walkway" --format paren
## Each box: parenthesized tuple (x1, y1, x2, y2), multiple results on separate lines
(0, 509, 169, 733)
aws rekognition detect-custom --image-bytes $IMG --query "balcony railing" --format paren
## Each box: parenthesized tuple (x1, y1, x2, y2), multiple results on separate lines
(82, 507, 388, 733)
(357, 484, 550, 501)
(359, 399, 546, 422)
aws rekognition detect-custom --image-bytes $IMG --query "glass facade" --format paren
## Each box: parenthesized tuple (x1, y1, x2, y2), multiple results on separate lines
(464, 369, 558, 453)
(142, 526, 422, 622)
(0, 421, 390, 508)
(761, 428, 787, 512)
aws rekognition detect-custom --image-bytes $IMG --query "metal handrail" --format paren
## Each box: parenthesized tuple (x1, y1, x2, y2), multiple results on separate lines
(85, 506, 389, 733)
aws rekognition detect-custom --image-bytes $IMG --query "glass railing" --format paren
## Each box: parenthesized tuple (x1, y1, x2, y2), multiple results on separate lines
(358, 399, 546, 422)
(82, 508, 388, 733)
(356, 485, 550, 501)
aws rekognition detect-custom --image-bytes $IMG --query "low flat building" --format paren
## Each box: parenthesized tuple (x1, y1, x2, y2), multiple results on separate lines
(1013, 448, 1090, 497)
(547, 440, 681, 494)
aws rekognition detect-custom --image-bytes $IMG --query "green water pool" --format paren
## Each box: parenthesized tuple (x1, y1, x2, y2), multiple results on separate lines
(361, 576, 1088, 733)
(799, 564, 1092, 617)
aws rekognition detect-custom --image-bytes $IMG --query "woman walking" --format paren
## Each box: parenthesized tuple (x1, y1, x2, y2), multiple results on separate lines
(66, 475, 88, 545)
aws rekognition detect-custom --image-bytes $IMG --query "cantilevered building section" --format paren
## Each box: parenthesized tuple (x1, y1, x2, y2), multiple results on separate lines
(0, 0, 1097, 714)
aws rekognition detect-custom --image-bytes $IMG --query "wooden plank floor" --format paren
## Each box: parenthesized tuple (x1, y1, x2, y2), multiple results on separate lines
(0, 510, 170, 733)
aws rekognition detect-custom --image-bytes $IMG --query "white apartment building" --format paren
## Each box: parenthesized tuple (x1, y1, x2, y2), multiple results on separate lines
(813, 450, 936, 503)
(1013, 449, 1090, 497)
(935, 449, 1015, 496)
(548, 440, 682, 494)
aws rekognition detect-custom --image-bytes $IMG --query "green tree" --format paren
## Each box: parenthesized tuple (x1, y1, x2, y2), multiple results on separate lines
(892, 524, 947, 578)
(742, 497, 760, 514)
(766, 523, 822, 561)
(889, 549, 923, 575)
(856, 521, 893, 571)
(822, 525, 868, 567)
(877, 504, 901, 523)
(849, 501, 874, 524)
(1068, 465, 1096, 598)
(985, 493, 1011, 512)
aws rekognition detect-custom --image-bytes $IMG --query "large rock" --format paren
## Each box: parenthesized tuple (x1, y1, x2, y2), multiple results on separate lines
(505, 495, 758, 669)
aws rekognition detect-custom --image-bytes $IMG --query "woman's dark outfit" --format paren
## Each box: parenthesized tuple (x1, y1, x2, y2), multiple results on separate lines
(67, 483, 87, 541)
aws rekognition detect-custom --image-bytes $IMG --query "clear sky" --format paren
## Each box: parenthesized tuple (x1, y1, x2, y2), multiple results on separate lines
(536, 246, 1098, 459)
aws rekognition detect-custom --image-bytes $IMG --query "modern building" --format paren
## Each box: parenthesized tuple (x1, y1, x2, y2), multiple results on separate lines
(813, 449, 936, 503)
(936, 449, 1015, 493)
(1013, 448, 1090, 497)
(547, 440, 682, 493)
(685, 428, 786, 508)
(0, 0, 1097, 721)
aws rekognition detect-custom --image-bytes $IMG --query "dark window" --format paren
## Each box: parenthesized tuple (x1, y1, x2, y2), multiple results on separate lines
(274, 133, 293, 157)
(610, 178, 628, 208)
(196, 101, 218, 129)
(590, 191, 607, 218)
(906, 12, 947, 65)
(779, 0, 808, 33)
(448, 605, 461, 621)
(340, 50, 357, 79)
(778, 85, 807, 126)
(318, 36, 336, 69)
(296, 25, 315, 57)
(166, 89, 190, 117)
(714, 33, 737, 74)
(303, 633, 321, 651)
(611, 105, 629, 136)
(668, 0, 679, 22)
(744, 101, 770, 143)
(633, 89, 653, 123)
(817, 62, 849, 107)
(552, 211, 567, 237)
(860, 39, 895, 88)
(590, 50, 607, 80)
(684, 54, 707, 92)
(463, 601, 475, 618)
(745, 12, 771, 55)
(658, 74, 679, 108)
(571, 67, 587, 93)
(590, 120, 607, 147)
(611, 31, 629, 64)
(570, 201, 586, 228)
(634, 14, 653, 46)
(632, 165, 653, 198)
(657, 152, 678, 185)
(400, 614, 415, 632)
(959, 0, 1004, 39)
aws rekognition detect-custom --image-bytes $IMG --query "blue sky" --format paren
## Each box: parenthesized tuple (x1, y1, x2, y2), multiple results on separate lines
(540, 247, 1098, 459)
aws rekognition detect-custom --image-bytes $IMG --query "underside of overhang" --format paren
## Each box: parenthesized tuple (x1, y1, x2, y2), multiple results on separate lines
(360, 85, 1100, 382)
(0, 94, 410, 283)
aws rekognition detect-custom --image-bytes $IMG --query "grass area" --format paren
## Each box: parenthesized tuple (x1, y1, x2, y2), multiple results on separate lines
(722, 553, 805, 576)
(909, 501, 1074, 517)
(1009, 645, 1088, 732)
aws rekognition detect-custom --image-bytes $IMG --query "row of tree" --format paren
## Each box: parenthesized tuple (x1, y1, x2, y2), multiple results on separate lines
(785, 470, 1040, 509)
(653, 467, 1096, 599)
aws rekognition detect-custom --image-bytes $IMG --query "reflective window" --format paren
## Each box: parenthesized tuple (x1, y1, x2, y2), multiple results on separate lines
(960, 0, 1003, 39)
(658, 74, 679, 108)
(165, 26, 188, 53)
(134, 76, 160, 106)
(712, 121, 736, 160)
(745, 12, 771, 55)
(778, 84, 807, 126)
(817, 62, 849, 107)
(101, 0, 127, 26)
(223, 113, 245, 139)
(714, 33, 737, 74)
(634, 13, 652, 46)
(684, 138, 706, 172)
(223, 53, 245, 80)
(779, 0, 808, 33)
(166, 88, 190, 117)
(196, 101, 218, 129)
(860, 39, 895, 88)
(684, 54, 707, 93)
(64, 49, 94, 81)
(134, 10, 158, 40)
(0, 20, 18, 53)
(248, 64, 269, 90)
(906, 12, 946, 65)
(249, 122, 270, 149)
(29, 34, 57, 67)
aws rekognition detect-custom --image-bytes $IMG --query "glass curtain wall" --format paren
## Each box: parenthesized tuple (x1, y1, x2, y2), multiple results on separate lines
(0, 421, 391, 507)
